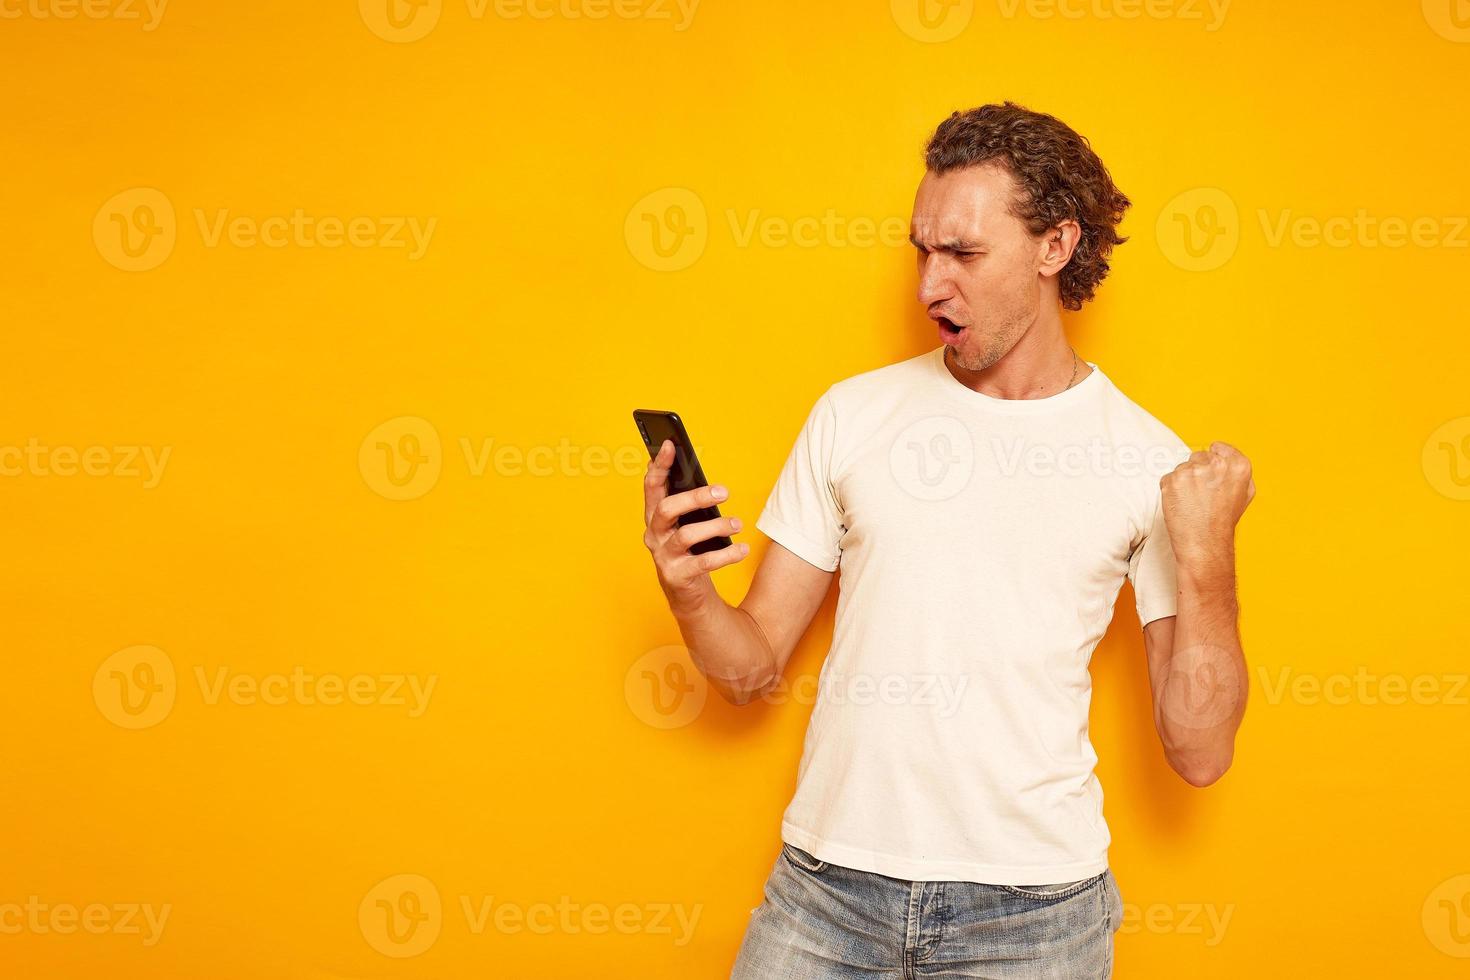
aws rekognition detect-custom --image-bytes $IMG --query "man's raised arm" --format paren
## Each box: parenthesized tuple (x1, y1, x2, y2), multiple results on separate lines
(1144, 440, 1256, 787)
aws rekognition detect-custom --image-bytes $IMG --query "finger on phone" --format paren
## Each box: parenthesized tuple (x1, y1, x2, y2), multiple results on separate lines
(642, 440, 676, 522)
(652, 484, 729, 531)
(683, 539, 751, 574)
(669, 515, 741, 552)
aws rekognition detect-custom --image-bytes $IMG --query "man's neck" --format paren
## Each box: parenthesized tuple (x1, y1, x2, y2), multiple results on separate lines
(943, 320, 1090, 400)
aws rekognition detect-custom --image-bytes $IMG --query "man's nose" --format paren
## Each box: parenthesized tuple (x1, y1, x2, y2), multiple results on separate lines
(917, 255, 951, 307)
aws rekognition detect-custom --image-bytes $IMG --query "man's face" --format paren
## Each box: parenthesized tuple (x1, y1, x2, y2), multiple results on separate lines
(910, 163, 1050, 372)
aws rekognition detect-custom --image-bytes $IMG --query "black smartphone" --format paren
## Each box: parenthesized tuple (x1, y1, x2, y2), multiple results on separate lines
(633, 409, 733, 555)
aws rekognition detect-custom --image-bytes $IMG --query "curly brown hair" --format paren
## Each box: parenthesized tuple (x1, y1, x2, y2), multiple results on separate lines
(924, 102, 1131, 311)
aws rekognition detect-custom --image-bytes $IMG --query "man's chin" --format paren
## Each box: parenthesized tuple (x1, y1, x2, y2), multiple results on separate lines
(945, 342, 996, 373)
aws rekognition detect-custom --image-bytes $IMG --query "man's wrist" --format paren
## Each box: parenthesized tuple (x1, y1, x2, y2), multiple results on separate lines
(666, 578, 718, 622)
(1174, 536, 1237, 592)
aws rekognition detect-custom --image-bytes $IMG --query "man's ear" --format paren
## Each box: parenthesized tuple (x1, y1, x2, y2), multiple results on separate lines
(1038, 219, 1082, 278)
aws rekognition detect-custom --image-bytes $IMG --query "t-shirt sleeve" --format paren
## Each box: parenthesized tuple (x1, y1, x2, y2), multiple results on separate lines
(756, 391, 845, 572)
(1127, 492, 1179, 627)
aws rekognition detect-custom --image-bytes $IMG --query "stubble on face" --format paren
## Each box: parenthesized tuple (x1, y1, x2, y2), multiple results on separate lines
(946, 308, 1031, 373)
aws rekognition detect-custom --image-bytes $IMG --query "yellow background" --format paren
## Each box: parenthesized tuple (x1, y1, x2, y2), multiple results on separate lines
(3, 0, 1469, 976)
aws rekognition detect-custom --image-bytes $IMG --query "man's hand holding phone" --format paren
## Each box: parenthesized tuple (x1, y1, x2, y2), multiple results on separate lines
(634, 416, 834, 706)
(642, 438, 750, 610)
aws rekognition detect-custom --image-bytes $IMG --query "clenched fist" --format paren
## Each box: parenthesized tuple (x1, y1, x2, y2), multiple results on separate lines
(1160, 441, 1255, 567)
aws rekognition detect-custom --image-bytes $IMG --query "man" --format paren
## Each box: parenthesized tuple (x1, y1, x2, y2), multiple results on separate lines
(639, 102, 1253, 979)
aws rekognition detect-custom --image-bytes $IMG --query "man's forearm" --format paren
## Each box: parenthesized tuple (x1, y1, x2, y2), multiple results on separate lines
(1156, 440, 1255, 786)
(1159, 552, 1248, 786)
(668, 585, 778, 705)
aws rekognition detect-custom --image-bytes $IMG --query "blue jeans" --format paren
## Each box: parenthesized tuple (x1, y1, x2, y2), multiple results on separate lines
(731, 844, 1123, 979)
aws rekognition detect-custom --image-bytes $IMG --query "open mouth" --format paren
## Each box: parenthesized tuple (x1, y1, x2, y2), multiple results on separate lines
(935, 315, 967, 342)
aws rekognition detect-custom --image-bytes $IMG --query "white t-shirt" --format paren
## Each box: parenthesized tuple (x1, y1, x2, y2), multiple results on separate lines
(756, 346, 1192, 885)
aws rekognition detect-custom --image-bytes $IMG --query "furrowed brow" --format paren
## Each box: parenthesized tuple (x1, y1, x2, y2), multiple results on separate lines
(909, 235, 984, 251)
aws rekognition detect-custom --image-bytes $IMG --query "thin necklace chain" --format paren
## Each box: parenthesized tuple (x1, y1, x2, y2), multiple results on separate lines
(1062, 348, 1080, 391)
